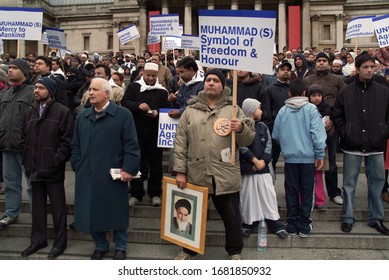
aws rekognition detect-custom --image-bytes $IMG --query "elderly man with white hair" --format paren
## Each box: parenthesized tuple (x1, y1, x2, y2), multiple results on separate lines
(121, 62, 171, 207)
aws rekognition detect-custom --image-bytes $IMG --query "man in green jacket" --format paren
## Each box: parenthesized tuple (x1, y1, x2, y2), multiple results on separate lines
(173, 69, 255, 260)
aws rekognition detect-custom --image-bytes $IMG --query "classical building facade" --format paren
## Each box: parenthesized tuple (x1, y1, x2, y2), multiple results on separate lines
(1, 0, 388, 58)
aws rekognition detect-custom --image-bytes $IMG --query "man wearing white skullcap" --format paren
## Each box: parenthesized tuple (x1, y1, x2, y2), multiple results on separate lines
(121, 62, 171, 208)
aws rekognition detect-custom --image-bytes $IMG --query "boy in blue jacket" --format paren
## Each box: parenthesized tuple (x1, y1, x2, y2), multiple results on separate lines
(272, 79, 326, 237)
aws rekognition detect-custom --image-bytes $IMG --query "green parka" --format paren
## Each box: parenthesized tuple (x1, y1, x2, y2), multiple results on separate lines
(173, 87, 255, 195)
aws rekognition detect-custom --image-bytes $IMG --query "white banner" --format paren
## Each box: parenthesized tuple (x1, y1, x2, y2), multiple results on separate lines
(0, 39, 3, 55)
(147, 32, 160, 45)
(158, 108, 179, 148)
(163, 36, 182, 50)
(117, 24, 140, 45)
(150, 14, 180, 36)
(199, 10, 277, 74)
(46, 27, 67, 50)
(373, 14, 389, 48)
(0, 7, 43, 40)
(345, 16, 375, 40)
(181, 35, 200, 50)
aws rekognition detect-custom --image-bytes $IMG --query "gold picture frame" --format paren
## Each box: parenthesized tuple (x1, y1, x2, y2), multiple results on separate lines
(161, 176, 208, 254)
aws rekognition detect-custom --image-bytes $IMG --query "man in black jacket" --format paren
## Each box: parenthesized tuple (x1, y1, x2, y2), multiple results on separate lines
(332, 54, 389, 235)
(21, 77, 73, 259)
(33, 56, 68, 107)
(0, 59, 34, 230)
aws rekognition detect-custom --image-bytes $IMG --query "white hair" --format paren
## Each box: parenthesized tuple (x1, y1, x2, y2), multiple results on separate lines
(92, 77, 112, 96)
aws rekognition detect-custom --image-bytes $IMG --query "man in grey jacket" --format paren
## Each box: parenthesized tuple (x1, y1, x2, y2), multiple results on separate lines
(0, 59, 34, 229)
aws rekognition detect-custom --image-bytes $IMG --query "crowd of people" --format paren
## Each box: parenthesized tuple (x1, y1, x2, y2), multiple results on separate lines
(0, 44, 388, 260)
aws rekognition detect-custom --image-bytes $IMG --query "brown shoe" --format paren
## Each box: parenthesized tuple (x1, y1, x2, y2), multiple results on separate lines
(382, 192, 389, 203)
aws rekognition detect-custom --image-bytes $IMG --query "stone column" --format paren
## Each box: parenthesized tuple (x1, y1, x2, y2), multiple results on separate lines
(38, 41, 44, 56)
(311, 14, 320, 50)
(231, 0, 239, 10)
(184, 0, 192, 35)
(302, 0, 311, 49)
(208, 0, 215, 9)
(254, 0, 262, 10)
(138, 0, 147, 54)
(161, 0, 169, 14)
(278, 0, 287, 52)
(18, 40, 26, 58)
(112, 24, 119, 54)
(336, 14, 344, 50)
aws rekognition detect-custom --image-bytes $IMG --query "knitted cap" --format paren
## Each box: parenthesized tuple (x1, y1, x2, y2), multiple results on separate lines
(316, 52, 329, 61)
(204, 69, 226, 88)
(35, 77, 57, 96)
(307, 84, 323, 97)
(242, 98, 261, 117)
(9, 58, 30, 77)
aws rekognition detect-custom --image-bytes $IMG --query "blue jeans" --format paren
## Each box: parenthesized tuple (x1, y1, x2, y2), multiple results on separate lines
(91, 230, 128, 251)
(342, 153, 385, 225)
(3, 151, 32, 218)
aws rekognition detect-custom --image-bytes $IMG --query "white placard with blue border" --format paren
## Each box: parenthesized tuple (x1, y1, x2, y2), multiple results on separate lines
(150, 14, 180, 36)
(373, 14, 389, 48)
(117, 24, 140, 45)
(345, 16, 375, 40)
(147, 32, 160, 45)
(163, 35, 182, 49)
(158, 108, 179, 148)
(198, 9, 277, 74)
(0, 7, 43, 40)
(46, 27, 67, 50)
(181, 35, 200, 50)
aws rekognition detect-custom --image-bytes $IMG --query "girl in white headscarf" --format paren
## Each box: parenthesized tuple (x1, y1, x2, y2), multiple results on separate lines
(342, 52, 357, 77)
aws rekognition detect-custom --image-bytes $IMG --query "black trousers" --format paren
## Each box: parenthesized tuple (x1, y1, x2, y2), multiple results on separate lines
(130, 137, 163, 200)
(31, 181, 67, 248)
(184, 178, 243, 256)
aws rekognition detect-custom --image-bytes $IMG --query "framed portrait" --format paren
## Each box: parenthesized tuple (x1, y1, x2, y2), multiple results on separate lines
(161, 176, 208, 254)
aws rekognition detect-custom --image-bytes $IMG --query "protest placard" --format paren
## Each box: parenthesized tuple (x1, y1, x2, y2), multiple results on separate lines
(345, 16, 375, 40)
(198, 9, 277, 74)
(117, 24, 140, 45)
(373, 14, 389, 48)
(0, 40, 3, 55)
(0, 7, 43, 40)
(158, 108, 179, 148)
(181, 35, 200, 50)
(147, 32, 160, 45)
(150, 14, 180, 36)
(163, 36, 182, 49)
(46, 27, 67, 50)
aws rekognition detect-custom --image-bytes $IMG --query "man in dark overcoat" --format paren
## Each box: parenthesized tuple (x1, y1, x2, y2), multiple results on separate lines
(71, 77, 140, 260)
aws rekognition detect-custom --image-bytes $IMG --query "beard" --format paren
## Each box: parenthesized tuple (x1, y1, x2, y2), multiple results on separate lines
(176, 218, 189, 231)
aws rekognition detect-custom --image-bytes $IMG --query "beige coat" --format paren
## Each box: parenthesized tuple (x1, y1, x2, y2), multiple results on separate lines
(173, 87, 255, 195)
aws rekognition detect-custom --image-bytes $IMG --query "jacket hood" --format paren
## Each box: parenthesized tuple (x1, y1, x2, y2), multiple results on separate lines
(238, 74, 261, 85)
(188, 87, 232, 111)
(285, 96, 309, 109)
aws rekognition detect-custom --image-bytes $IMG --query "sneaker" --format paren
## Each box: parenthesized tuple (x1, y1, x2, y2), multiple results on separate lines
(0, 215, 18, 229)
(275, 229, 288, 239)
(315, 204, 327, 212)
(151, 196, 161, 207)
(299, 224, 313, 238)
(331, 196, 343, 205)
(129, 197, 140, 207)
(175, 251, 197, 260)
(242, 228, 252, 237)
(228, 254, 242, 260)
